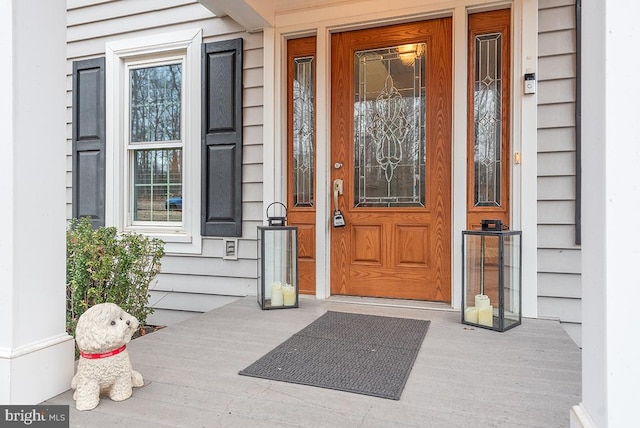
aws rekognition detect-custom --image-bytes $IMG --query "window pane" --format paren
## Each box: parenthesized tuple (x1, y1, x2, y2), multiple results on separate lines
(130, 64, 182, 143)
(133, 149, 182, 222)
(353, 43, 426, 208)
(293, 56, 315, 207)
(473, 34, 502, 207)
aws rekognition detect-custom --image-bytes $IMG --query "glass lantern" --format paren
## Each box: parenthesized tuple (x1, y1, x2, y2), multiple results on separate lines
(462, 227, 522, 331)
(257, 203, 299, 310)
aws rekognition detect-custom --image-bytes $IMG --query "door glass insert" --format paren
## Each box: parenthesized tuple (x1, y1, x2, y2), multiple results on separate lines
(293, 56, 315, 207)
(353, 43, 427, 208)
(473, 33, 502, 207)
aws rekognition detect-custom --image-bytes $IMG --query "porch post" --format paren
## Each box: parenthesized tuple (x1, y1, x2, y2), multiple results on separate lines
(0, 0, 74, 404)
(573, 1, 640, 426)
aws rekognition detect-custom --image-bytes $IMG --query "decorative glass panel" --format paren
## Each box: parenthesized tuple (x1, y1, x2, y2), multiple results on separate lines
(133, 149, 182, 222)
(473, 34, 502, 207)
(293, 56, 314, 207)
(130, 64, 182, 143)
(354, 43, 426, 208)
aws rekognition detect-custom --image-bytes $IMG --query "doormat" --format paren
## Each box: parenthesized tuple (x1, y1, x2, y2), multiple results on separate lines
(238, 311, 430, 400)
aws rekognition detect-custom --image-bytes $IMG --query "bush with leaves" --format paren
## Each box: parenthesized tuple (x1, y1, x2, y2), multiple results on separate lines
(66, 217, 165, 339)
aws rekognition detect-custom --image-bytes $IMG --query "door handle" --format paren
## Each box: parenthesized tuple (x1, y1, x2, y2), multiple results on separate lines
(332, 179, 346, 228)
(333, 179, 343, 210)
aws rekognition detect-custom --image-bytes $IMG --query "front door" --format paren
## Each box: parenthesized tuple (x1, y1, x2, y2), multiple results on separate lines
(330, 18, 452, 301)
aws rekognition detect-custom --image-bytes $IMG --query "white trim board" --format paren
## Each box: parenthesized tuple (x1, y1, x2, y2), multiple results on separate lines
(105, 28, 203, 254)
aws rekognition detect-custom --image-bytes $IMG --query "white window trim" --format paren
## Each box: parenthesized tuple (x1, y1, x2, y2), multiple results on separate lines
(106, 28, 202, 254)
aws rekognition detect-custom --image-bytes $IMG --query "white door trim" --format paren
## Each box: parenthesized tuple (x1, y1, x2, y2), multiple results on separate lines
(269, 0, 537, 315)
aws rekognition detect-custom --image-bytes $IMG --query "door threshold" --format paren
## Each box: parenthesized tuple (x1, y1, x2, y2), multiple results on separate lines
(326, 295, 456, 313)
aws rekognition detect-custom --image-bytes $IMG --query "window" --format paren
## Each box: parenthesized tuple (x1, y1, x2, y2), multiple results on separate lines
(353, 43, 427, 208)
(127, 60, 184, 225)
(466, 9, 511, 230)
(106, 29, 202, 253)
(286, 36, 317, 295)
(292, 55, 315, 207)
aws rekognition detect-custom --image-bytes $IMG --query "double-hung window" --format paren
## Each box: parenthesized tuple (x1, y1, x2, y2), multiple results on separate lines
(106, 29, 202, 253)
(126, 59, 184, 226)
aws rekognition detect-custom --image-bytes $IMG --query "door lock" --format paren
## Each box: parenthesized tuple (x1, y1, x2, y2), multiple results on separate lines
(333, 179, 343, 195)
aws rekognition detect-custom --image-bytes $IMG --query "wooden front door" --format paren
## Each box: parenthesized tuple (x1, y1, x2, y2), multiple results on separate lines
(330, 18, 452, 301)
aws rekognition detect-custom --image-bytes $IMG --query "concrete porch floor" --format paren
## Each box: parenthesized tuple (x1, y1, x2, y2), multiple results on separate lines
(46, 296, 581, 427)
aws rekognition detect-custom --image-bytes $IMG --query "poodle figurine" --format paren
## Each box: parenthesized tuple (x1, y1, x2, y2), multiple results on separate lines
(71, 303, 144, 410)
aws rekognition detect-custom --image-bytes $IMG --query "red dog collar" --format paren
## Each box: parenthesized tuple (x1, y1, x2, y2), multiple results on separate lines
(80, 345, 126, 359)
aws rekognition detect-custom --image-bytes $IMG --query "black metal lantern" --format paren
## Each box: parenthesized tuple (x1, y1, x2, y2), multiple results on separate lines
(462, 224, 522, 331)
(257, 203, 299, 310)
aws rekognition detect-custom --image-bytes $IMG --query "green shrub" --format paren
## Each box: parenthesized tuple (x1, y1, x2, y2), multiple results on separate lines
(66, 217, 165, 338)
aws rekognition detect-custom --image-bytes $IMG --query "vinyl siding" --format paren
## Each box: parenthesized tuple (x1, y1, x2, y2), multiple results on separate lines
(66, 1, 584, 343)
(537, 0, 581, 345)
(65, 0, 264, 326)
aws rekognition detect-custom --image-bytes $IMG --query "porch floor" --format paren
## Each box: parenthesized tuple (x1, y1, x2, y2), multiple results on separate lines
(46, 296, 581, 427)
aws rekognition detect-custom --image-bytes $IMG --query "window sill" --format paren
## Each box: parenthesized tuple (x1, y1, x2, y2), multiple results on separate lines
(124, 227, 202, 255)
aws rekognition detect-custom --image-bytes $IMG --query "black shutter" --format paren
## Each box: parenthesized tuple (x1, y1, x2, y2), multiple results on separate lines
(202, 38, 243, 237)
(72, 58, 106, 228)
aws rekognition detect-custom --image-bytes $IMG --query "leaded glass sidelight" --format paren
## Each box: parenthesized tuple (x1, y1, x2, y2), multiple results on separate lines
(353, 43, 427, 208)
(473, 34, 502, 207)
(292, 56, 315, 207)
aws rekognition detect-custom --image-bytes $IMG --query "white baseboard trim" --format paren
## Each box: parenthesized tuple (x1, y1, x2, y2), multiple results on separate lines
(571, 403, 598, 428)
(0, 335, 75, 404)
(0, 333, 73, 359)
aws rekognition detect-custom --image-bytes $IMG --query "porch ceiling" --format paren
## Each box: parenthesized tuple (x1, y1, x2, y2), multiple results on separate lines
(198, 0, 372, 30)
(198, 0, 275, 29)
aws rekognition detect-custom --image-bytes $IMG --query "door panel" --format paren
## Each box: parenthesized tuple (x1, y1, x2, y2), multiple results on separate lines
(396, 225, 429, 266)
(331, 19, 452, 301)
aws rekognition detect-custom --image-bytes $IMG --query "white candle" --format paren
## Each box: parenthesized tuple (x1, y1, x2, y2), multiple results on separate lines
(283, 283, 296, 306)
(464, 306, 478, 324)
(270, 282, 283, 307)
(475, 294, 491, 309)
(478, 305, 494, 327)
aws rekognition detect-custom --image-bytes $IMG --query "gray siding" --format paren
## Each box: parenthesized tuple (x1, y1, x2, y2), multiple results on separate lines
(537, 0, 581, 345)
(66, 0, 264, 326)
(66, 1, 584, 343)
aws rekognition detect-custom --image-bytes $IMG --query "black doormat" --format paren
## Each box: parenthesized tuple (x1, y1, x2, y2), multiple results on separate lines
(238, 311, 430, 400)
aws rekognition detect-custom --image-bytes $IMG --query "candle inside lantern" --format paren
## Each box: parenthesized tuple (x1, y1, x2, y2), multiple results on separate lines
(283, 283, 296, 306)
(475, 294, 490, 309)
(270, 282, 283, 307)
(478, 305, 494, 327)
(464, 306, 478, 324)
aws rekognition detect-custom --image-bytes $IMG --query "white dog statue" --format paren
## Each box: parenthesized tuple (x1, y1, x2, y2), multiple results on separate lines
(71, 303, 144, 410)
